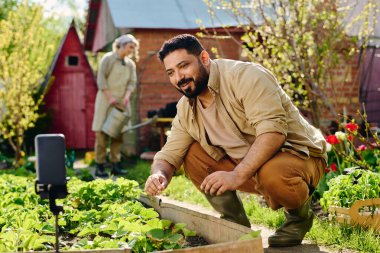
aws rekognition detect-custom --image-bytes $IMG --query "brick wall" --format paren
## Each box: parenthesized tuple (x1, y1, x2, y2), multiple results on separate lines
(319, 55, 360, 129)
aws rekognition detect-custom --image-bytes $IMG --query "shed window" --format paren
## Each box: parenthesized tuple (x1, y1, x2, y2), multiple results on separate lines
(66, 56, 79, 66)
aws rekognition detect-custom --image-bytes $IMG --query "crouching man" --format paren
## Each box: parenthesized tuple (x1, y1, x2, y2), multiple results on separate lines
(144, 34, 326, 247)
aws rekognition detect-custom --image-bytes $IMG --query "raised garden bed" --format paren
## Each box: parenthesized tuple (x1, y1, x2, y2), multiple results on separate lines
(23, 195, 262, 253)
(1, 173, 262, 252)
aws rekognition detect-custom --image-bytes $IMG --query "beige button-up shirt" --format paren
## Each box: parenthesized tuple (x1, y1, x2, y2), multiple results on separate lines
(154, 59, 327, 170)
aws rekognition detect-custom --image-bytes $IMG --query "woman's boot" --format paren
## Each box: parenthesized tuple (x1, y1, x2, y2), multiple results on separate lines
(95, 163, 108, 177)
(111, 162, 127, 175)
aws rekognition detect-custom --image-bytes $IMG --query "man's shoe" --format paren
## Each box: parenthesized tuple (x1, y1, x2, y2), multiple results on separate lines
(111, 162, 127, 175)
(268, 196, 314, 247)
(205, 190, 251, 227)
(95, 163, 108, 178)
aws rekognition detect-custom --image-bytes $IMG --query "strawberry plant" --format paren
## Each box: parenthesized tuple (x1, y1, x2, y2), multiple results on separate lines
(0, 174, 197, 252)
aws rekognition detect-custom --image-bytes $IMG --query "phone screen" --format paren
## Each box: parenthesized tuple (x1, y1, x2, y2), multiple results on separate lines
(35, 134, 66, 185)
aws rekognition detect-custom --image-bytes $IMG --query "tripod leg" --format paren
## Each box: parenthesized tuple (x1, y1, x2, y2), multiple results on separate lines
(55, 214, 60, 253)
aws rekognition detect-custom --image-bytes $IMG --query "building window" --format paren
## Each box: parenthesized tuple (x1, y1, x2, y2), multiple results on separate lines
(66, 56, 79, 66)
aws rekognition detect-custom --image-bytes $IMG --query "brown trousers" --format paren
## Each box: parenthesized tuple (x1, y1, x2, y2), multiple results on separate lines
(95, 131, 123, 164)
(183, 142, 325, 210)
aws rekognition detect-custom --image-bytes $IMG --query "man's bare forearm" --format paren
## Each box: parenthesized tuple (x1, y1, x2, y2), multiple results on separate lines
(234, 132, 285, 181)
(151, 159, 176, 182)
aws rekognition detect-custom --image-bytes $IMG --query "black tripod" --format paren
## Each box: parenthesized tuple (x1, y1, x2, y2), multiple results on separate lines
(34, 134, 69, 253)
(36, 183, 68, 253)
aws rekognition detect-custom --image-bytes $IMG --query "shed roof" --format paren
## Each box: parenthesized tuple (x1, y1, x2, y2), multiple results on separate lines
(107, 0, 247, 29)
(41, 22, 72, 92)
(43, 21, 93, 91)
(84, 0, 253, 51)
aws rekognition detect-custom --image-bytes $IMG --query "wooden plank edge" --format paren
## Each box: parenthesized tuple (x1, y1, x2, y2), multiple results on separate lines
(138, 195, 257, 240)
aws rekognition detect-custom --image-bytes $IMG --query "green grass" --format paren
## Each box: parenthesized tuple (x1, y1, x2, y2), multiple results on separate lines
(124, 159, 151, 187)
(163, 175, 210, 207)
(308, 219, 380, 252)
(241, 194, 285, 228)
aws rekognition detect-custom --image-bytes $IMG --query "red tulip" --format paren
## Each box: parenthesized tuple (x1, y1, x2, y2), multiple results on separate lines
(326, 135, 340, 145)
(330, 163, 337, 172)
(345, 122, 359, 132)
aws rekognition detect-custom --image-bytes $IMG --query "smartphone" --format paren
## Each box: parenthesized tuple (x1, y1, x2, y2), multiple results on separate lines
(35, 134, 66, 186)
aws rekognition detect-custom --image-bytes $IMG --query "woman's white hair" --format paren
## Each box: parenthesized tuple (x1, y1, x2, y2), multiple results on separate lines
(112, 34, 140, 61)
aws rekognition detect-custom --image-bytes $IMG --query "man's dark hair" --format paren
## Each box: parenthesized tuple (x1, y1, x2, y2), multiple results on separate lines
(158, 34, 205, 62)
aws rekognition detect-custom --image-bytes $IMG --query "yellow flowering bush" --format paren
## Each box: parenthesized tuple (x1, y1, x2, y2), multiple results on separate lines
(0, 3, 59, 166)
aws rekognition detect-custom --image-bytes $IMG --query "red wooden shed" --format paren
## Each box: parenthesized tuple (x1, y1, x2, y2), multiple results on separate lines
(43, 22, 97, 149)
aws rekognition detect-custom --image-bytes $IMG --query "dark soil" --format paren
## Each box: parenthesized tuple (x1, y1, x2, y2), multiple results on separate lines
(59, 233, 209, 249)
(185, 235, 209, 247)
(59, 233, 80, 248)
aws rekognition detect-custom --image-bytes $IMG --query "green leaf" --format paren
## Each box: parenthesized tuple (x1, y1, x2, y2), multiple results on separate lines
(40, 223, 55, 234)
(147, 228, 165, 240)
(168, 233, 183, 243)
(140, 208, 159, 219)
(20, 234, 37, 250)
(239, 230, 261, 241)
(58, 219, 66, 226)
(182, 228, 196, 237)
(100, 222, 118, 235)
(173, 223, 186, 230)
(160, 219, 173, 229)
(112, 228, 129, 238)
(77, 227, 95, 237)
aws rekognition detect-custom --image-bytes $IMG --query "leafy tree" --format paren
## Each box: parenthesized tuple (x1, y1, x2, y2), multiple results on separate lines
(0, 0, 19, 20)
(0, 3, 60, 166)
(203, 0, 377, 127)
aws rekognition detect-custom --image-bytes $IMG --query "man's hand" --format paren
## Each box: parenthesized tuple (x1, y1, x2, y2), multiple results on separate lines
(200, 132, 285, 196)
(200, 171, 245, 196)
(144, 174, 168, 196)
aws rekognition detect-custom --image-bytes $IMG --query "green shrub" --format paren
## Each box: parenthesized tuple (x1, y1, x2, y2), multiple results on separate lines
(320, 169, 380, 210)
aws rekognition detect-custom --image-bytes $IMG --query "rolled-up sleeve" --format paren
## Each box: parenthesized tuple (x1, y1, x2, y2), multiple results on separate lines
(236, 65, 288, 137)
(154, 115, 194, 169)
(97, 56, 109, 90)
(127, 61, 137, 93)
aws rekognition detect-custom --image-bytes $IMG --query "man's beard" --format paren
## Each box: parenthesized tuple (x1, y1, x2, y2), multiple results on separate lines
(176, 63, 209, 98)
